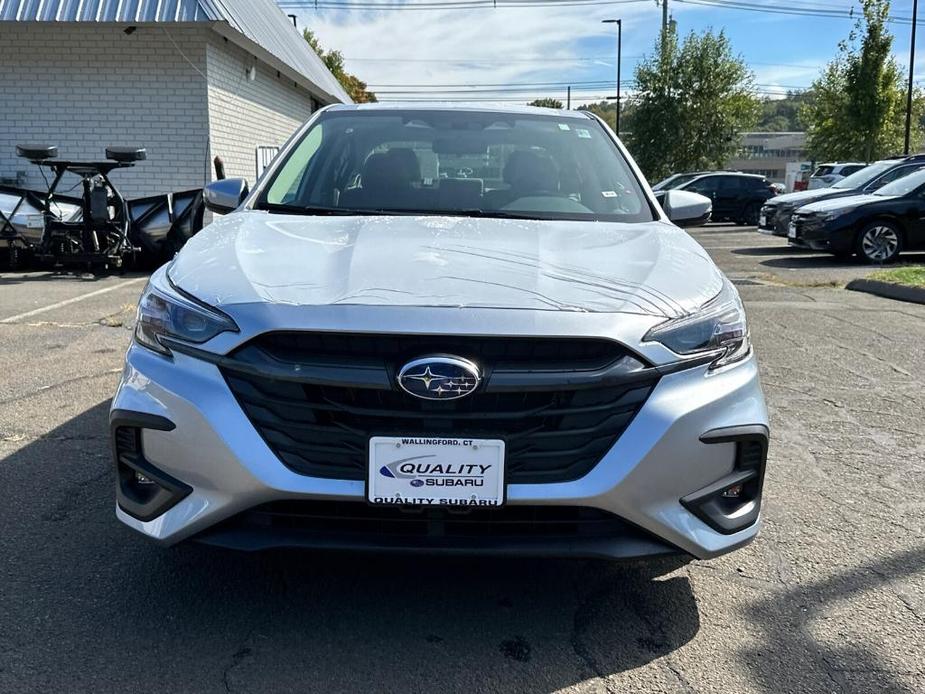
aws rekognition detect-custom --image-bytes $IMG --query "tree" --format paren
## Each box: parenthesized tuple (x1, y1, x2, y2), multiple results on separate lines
(627, 27, 759, 181)
(802, 0, 922, 161)
(757, 90, 814, 132)
(303, 30, 377, 103)
(528, 98, 564, 109)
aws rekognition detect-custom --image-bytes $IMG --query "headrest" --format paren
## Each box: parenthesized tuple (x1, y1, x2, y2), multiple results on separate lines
(362, 149, 421, 190)
(16, 144, 58, 160)
(503, 150, 559, 193)
(386, 148, 421, 182)
(106, 147, 147, 162)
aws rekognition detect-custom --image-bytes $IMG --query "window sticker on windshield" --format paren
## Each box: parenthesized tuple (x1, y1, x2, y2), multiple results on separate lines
(558, 123, 571, 131)
(602, 191, 618, 198)
(576, 129, 591, 139)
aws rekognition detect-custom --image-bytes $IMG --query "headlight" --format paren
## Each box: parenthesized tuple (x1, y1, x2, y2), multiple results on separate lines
(820, 208, 853, 222)
(644, 280, 751, 370)
(134, 270, 238, 356)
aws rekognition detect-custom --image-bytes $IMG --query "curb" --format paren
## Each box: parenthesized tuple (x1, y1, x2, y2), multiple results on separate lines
(846, 279, 925, 305)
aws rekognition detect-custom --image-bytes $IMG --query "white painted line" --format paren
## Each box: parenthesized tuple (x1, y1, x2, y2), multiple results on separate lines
(0, 277, 147, 324)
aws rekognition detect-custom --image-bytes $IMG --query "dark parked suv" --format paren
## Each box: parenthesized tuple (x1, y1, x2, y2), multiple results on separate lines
(673, 173, 776, 225)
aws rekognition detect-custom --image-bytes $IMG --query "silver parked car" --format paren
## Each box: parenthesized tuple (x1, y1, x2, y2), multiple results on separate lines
(111, 104, 769, 561)
(807, 162, 866, 189)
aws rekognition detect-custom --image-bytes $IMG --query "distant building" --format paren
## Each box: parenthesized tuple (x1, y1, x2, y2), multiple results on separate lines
(0, 0, 349, 199)
(726, 132, 808, 183)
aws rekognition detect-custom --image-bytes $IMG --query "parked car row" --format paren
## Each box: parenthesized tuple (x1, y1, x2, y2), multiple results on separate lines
(759, 154, 925, 263)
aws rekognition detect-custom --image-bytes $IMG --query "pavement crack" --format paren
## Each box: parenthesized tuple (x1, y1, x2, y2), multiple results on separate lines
(222, 629, 257, 694)
(0, 368, 122, 406)
(661, 658, 696, 693)
(569, 579, 619, 694)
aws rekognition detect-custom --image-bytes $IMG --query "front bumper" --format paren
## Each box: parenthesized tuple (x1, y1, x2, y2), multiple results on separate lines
(787, 215, 854, 253)
(758, 206, 792, 237)
(111, 336, 769, 560)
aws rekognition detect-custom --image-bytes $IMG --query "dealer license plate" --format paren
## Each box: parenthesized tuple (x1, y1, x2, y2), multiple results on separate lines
(758, 213, 767, 227)
(788, 221, 797, 238)
(368, 436, 505, 507)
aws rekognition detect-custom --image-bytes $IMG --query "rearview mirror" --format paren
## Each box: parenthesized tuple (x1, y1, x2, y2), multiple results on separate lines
(433, 137, 488, 155)
(204, 178, 249, 214)
(657, 189, 712, 227)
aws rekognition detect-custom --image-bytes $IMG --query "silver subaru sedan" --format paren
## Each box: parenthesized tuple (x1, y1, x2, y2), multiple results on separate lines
(110, 103, 768, 561)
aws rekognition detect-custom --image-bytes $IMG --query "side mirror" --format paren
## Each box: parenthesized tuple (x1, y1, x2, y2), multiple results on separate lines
(203, 178, 249, 214)
(657, 189, 713, 227)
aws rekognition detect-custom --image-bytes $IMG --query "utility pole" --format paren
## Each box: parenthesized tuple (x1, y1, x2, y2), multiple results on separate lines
(602, 19, 622, 137)
(905, 0, 919, 155)
(662, 0, 669, 36)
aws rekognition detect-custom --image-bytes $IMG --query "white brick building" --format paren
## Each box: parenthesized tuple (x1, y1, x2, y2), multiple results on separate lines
(0, 0, 349, 199)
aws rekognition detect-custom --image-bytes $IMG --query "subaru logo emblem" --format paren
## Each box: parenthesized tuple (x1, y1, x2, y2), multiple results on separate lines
(397, 356, 481, 401)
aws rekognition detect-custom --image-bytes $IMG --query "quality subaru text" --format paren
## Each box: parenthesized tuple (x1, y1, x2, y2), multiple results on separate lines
(111, 104, 769, 561)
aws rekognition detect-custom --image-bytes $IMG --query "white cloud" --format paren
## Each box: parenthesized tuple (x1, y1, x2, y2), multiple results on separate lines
(300, 4, 664, 103)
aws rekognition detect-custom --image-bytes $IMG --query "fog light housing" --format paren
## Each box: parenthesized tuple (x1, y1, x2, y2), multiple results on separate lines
(134, 471, 156, 486)
(681, 425, 768, 535)
(111, 411, 192, 522)
(721, 483, 744, 499)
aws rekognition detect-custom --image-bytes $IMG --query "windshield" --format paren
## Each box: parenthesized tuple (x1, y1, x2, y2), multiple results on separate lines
(831, 161, 894, 189)
(813, 166, 834, 177)
(257, 109, 655, 223)
(873, 167, 925, 197)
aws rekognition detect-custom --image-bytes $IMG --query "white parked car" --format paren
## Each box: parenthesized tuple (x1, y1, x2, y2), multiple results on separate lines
(808, 163, 866, 190)
(111, 104, 768, 561)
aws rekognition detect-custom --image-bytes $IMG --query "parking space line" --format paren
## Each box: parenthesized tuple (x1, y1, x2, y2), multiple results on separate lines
(0, 277, 147, 324)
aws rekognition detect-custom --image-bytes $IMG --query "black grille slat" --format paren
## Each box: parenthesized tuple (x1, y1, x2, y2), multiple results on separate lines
(233, 501, 636, 540)
(221, 333, 659, 484)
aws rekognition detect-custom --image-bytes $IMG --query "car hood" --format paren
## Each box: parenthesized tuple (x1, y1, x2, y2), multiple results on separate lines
(168, 211, 724, 318)
(766, 187, 853, 207)
(798, 194, 886, 214)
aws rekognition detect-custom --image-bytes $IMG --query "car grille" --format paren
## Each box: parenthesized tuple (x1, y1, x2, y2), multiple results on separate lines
(790, 212, 824, 237)
(219, 332, 659, 484)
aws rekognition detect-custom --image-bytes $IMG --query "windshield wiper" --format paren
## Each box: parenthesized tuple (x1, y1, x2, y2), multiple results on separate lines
(386, 208, 544, 220)
(256, 202, 394, 216)
(257, 203, 554, 221)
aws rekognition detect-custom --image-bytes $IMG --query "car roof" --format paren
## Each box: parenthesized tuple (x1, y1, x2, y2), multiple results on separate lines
(325, 102, 595, 120)
(688, 172, 765, 179)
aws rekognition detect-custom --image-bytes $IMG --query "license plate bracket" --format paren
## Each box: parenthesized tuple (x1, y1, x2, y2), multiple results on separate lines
(367, 436, 505, 508)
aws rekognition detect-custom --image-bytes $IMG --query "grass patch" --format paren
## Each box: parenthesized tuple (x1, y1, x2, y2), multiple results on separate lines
(869, 266, 925, 288)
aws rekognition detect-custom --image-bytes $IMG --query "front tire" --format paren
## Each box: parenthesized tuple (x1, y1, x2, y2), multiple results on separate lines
(856, 221, 903, 264)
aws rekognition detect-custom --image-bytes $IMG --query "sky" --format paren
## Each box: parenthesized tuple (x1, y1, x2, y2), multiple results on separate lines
(287, 0, 925, 106)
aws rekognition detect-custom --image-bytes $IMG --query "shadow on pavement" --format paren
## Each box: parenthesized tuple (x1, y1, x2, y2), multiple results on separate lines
(0, 401, 700, 693)
(731, 246, 819, 257)
(758, 253, 925, 270)
(741, 547, 925, 694)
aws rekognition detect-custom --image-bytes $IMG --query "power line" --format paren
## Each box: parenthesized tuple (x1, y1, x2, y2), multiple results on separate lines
(674, 0, 923, 25)
(279, 0, 649, 10)
(281, 0, 925, 23)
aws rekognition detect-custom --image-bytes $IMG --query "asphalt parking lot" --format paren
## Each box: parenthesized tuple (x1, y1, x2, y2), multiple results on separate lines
(1, 226, 923, 693)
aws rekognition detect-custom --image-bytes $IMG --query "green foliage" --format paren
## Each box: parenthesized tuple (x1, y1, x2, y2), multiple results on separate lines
(802, 0, 922, 160)
(757, 91, 813, 132)
(303, 29, 377, 103)
(576, 100, 638, 132)
(628, 27, 760, 181)
(528, 98, 565, 109)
